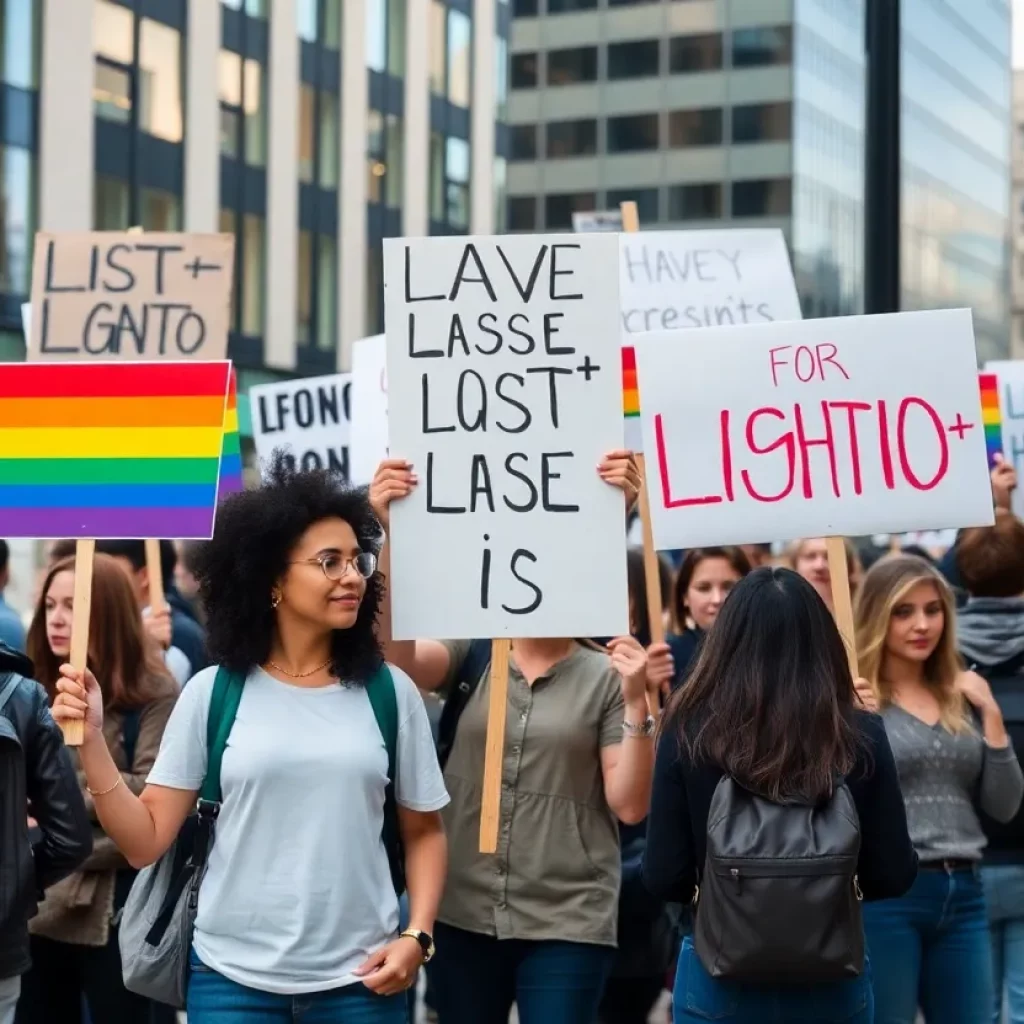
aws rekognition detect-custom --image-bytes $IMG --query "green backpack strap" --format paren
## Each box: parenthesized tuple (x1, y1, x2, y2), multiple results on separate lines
(365, 663, 405, 894)
(200, 667, 245, 804)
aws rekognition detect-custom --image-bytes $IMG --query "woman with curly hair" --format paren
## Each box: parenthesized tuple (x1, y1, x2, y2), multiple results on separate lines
(49, 456, 449, 1023)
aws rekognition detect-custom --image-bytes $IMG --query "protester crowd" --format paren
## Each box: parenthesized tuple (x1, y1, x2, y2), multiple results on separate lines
(1, 451, 1023, 1024)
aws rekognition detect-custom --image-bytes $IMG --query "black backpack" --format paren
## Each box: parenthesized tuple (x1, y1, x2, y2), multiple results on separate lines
(694, 776, 864, 983)
(435, 640, 491, 769)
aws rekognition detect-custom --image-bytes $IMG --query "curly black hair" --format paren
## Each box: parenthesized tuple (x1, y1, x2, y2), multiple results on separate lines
(192, 451, 384, 683)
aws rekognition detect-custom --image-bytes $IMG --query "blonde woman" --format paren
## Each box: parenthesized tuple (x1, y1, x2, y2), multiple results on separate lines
(855, 555, 1024, 1024)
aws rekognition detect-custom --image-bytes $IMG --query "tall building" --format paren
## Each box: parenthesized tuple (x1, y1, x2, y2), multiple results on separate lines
(0, 0, 510, 387)
(1012, 68, 1024, 359)
(504, 0, 1010, 358)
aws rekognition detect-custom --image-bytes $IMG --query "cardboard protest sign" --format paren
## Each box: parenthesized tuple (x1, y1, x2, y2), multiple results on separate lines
(633, 309, 994, 550)
(28, 232, 234, 361)
(218, 369, 244, 499)
(350, 334, 388, 485)
(620, 229, 802, 451)
(982, 361, 1024, 520)
(383, 233, 629, 640)
(0, 361, 231, 538)
(250, 373, 352, 479)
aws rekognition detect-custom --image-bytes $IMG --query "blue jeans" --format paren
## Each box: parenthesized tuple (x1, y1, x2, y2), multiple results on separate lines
(672, 937, 872, 1023)
(428, 921, 615, 1024)
(186, 948, 407, 1023)
(863, 865, 993, 1024)
(983, 863, 1024, 1024)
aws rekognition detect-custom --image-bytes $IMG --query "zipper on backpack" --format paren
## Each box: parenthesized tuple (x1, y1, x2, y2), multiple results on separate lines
(854, 875, 864, 901)
(730, 867, 741, 895)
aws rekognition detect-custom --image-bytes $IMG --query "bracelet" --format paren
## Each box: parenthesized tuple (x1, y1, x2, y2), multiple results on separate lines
(87, 775, 123, 798)
(622, 715, 656, 739)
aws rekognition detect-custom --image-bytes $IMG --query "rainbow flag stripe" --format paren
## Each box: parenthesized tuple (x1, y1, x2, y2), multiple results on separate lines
(218, 368, 243, 500)
(979, 372, 1003, 468)
(623, 345, 639, 419)
(0, 361, 231, 539)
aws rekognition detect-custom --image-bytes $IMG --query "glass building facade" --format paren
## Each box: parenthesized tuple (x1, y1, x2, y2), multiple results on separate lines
(900, 0, 1010, 363)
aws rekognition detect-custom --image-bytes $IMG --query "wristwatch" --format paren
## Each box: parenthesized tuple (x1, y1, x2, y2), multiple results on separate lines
(623, 715, 656, 739)
(400, 928, 436, 963)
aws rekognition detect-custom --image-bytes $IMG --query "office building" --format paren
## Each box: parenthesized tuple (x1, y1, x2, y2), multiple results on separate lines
(0, 0, 510, 387)
(1010, 68, 1024, 358)
(505, 0, 1010, 359)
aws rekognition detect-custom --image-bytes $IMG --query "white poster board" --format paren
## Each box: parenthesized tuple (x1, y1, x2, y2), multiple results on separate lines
(250, 373, 352, 479)
(383, 233, 629, 640)
(984, 360, 1024, 521)
(350, 334, 388, 485)
(634, 308, 994, 549)
(619, 229, 802, 450)
(572, 210, 623, 233)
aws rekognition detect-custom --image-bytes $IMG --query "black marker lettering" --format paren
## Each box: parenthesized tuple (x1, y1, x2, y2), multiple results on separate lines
(426, 452, 465, 513)
(503, 453, 538, 512)
(421, 373, 455, 434)
(457, 370, 487, 432)
(549, 244, 583, 300)
(507, 313, 535, 356)
(449, 243, 497, 302)
(495, 244, 547, 302)
(480, 534, 492, 609)
(476, 312, 503, 355)
(494, 373, 531, 434)
(44, 240, 85, 293)
(103, 244, 135, 292)
(502, 550, 542, 615)
(447, 313, 471, 357)
(525, 366, 572, 428)
(470, 454, 495, 512)
(542, 311, 572, 356)
(135, 243, 182, 295)
(541, 452, 579, 512)
(404, 245, 445, 302)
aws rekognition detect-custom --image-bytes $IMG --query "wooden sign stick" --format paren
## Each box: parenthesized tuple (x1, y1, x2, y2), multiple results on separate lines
(826, 537, 859, 679)
(64, 539, 96, 746)
(479, 638, 511, 854)
(619, 201, 665, 712)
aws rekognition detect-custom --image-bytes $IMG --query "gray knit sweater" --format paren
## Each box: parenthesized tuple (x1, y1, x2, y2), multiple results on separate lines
(881, 705, 1024, 862)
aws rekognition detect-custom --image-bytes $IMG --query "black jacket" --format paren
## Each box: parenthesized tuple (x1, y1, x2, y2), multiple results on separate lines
(0, 643, 92, 979)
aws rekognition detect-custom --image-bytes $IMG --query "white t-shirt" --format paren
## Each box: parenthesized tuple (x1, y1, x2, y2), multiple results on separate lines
(146, 663, 449, 994)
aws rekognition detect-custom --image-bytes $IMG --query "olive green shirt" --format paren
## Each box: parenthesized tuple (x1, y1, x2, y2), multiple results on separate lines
(437, 641, 625, 947)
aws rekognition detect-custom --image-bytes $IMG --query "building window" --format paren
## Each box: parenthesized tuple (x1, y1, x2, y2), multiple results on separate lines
(731, 26, 792, 68)
(1, 0, 41, 89)
(367, 0, 405, 74)
(94, 1, 134, 125)
(732, 102, 791, 143)
(95, 176, 129, 229)
(607, 187, 658, 223)
(299, 0, 341, 46)
(219, 50, 267, 165)
(607, 113, 659, 153)
(668, 182, 722, 220)
(296, 229, 337, 350)
(511, 51, 537, 89)
(512, 0, 538, 15)
(547, 46, 597, 85)
(429, 0, 445, 93)
(510, 124, 537, 160)
(668, 33, 723, 73)
(367, 110, 404, 208)
(546, 118, 596, 158)
(545, 191, 596, 229)
(607, 39, 660, 80)
(138, 19, 183, 142)
(668, 107, 722, 147)
(219, 208, 265, 337)
(222, 0, 267, 15)
(494, 155, 507, 232)
(445, 135, 470, 229)
(547, 0, 597, 12)
(495, 35, 508, 119)
(0, 145, 35, 295)
(446, 7, 471, 107)
(732, 178, 792, 216)
(299, 84, 316, 182)
(508, 195, 536, 232)
(140, 187, 181, 230)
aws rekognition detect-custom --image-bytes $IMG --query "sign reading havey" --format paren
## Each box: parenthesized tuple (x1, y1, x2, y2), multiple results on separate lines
(29, 232, 234, 361)
(250, 372, 352, 479)
(633, 309, 994, 549)
(383, 233, 629, 641)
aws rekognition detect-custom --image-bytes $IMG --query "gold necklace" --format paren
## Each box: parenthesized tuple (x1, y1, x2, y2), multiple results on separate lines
(266, 657, 332, 679)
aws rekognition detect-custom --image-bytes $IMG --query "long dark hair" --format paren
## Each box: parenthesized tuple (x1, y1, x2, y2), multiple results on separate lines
(664, 566, 861, 802)
(626, 547, 672, 647)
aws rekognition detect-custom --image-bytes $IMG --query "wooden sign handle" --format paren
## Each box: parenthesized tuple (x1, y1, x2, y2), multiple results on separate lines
(826, 536, 859, 679)
(64, 539, 95, 746)
(479, 638, 511, 854)
(145, 538, 166, 613)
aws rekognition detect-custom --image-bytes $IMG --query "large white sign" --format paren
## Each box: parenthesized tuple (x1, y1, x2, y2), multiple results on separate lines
(250, 373, 352, 479)
(619, 228, 802, 450)
(350, 334, 388, 486)
(984, 360, 1024, 521)
(383, 233, 629, 640)
(634, 309, 994, 549)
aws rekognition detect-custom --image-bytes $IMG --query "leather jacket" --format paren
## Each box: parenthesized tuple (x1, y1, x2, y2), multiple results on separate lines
(0, 642, 92, 979)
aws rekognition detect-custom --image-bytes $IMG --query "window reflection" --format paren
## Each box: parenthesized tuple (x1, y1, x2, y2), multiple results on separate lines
(731, 26, 792, 68)
(319, 90, 339, 188)
(297, 0, 318, 42)
(1, 0, 40, 89)
(298, 84, 316, 183)
(140, 187, 181, 230)
(429, 1, 445, 93)
(297, 230, 313, 344)
(447, 8, 471, 107)
(222, 0, 267, 14)
(138, 19, 183, 143)
(544, 192, 596, 230)
(317, 234, 337, 350)
(219, 49, 266, 165)
(367, 0, 386, 70)
(446, 136, 470, 229)
(94, 176, 129, 230)
(0, 146, 34, 294)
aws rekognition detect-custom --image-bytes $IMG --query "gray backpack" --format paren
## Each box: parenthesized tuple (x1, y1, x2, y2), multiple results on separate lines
(693, 776, 864, 983)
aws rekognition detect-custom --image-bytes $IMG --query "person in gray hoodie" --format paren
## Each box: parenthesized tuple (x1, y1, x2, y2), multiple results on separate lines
(956, 510, 1024, 1024)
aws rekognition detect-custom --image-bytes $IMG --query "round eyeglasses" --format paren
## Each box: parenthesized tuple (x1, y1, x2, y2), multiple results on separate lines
(292, 551, 378, 581)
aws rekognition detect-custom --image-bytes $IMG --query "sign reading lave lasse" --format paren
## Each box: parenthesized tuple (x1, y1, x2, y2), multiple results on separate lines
(384, 233, 629, 641)
(634, 309, 994, 549)
(29, 232, 234, 361)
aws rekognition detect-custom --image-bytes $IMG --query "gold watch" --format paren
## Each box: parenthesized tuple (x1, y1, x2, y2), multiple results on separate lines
(400, 928, 435, 963)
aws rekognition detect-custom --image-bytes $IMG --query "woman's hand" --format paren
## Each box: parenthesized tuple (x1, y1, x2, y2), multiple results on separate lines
(956, 670, 999, 717)
(598, 450, 641, 509)
(608, 636, 649, 707)
(991, 453, 1017, 512)
(646, 642, 675, 697)
(354, 937, 423, 995)
(853, 677, 879, 713)
(52, 665, 105, 744)
(143, 607, 173, 650)
(369, 459, 418, 532)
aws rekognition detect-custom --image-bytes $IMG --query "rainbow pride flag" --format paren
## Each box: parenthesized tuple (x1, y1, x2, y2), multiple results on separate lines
(979, 372, 1004, 468)
(0, 361, 231, 539)
(218, 368, 243, 500)
(623, 345, 639, 419)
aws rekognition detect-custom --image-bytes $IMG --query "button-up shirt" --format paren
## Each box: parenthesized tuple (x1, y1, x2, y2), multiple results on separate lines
(437, 641, 625, 947)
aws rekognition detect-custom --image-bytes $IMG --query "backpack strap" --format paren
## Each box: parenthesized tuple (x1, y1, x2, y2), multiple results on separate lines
(365, 663, 405, 895)
(0, 673, 22, 715)
(200, 667, 245, 805)
(436, 639, 491, 769)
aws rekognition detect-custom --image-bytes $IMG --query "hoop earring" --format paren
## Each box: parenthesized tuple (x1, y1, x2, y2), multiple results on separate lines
(271, 594, 281, 609)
